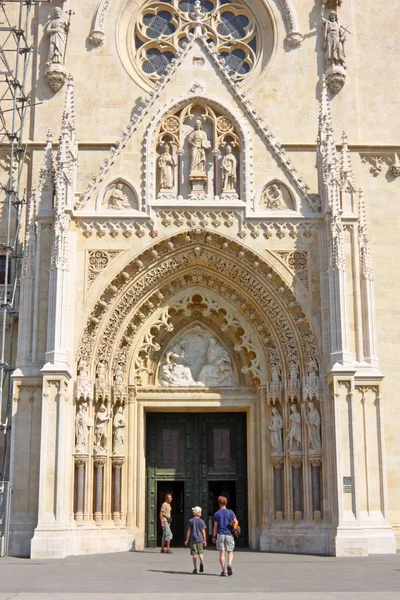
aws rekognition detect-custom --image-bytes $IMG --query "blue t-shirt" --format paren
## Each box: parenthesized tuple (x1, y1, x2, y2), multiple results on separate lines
(188, 517, 206, 543)
(214, 508, 236, 535)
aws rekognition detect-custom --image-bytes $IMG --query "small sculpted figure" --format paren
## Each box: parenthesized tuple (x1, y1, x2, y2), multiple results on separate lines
(46, 8, 69, 66)
(94, 403, 111, 453)
(269, 407, 284, 453)
(306, 401, 322, 452)
(158, 144, 176, 189)
(264, 183, 286, 210)
(105, 183, 131, 210)
(113, 406, 126, 455)
(188, 119, 211, 174)
(75, 403, 91, 454)
(322, 11, 346, 67)
(288, 404, 302, 452)
(221, 145, 237, 193)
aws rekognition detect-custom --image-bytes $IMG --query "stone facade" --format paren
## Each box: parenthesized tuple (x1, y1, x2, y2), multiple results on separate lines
(1, 0, 399, 559)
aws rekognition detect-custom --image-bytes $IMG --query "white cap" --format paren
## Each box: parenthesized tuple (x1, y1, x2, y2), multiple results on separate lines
(192, 506, 202, 515)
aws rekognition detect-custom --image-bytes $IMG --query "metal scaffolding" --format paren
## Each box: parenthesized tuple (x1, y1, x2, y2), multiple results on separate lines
(0, 0, 47, 483)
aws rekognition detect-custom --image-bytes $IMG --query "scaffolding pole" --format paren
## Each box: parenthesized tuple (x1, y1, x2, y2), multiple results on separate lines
(0, 0, 47, 484)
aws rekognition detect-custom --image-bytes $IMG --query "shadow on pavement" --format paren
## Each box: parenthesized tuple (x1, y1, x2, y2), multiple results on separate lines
(148, 569, 219, 577)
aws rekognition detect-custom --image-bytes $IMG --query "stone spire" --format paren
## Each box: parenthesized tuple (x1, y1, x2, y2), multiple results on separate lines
(358, 188, 373, 281)
(340, 131, 356, 190)
(21, 190, 37, 280)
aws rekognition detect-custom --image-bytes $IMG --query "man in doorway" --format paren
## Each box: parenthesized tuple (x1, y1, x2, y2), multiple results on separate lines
(212, 495, 238, 576)
(160, 493, 173, 554)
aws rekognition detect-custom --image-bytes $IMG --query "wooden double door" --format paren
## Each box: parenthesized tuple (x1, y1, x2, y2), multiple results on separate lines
(146, 412, 248, 547)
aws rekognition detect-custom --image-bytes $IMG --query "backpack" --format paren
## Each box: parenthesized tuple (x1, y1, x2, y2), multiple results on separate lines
(229, 510, 241, 538)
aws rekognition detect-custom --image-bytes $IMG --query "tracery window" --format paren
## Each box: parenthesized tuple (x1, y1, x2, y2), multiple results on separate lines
(135, 0, 258, 82)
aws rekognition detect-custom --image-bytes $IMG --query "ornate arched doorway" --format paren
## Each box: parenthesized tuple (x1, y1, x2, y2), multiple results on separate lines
(73, 230, 322, 550)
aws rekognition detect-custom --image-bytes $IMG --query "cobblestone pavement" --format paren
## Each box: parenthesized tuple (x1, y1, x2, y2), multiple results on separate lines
(0, 548, 399, 599)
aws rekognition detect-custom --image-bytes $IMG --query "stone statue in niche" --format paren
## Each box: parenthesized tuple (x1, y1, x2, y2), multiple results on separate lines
(77, 358, 93, 401)
(94, 403, 111, 454)
(221, 145, 238, 194)
(263, 183, 286, 210)
(114, 363, 125, 394)
(189, 119, 211, 175)
(46, 8, 69, 66)
(103, 183, 133, 210)
(158, 327, 234, 387)
(306, 401, 322, 452)
(322, 11, 346, 68)
(269, 407, 284, 454)
(113, 406, 126, 456)
(96, 360, 108, 392)
(288, 404, 302, 452)
(75, 403, 92, 454)
(158, 144, 176, 190)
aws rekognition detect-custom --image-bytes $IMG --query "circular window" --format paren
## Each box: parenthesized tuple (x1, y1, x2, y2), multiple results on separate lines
(134, 0, 259, 83)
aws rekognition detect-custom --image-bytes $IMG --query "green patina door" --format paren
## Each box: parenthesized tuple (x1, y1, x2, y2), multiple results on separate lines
(146, 412, 248, 547)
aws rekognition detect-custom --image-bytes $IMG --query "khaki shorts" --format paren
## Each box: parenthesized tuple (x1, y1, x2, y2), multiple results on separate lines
(216, 533, 235, 552)
(190, 541, 204, 555)
(162, 520, 173, 542)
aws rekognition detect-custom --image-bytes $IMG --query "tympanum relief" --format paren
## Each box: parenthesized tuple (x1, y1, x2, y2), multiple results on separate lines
(155, 103, 240, 201)
(158, 326, 235, 387)
(260, 182, 294, 211)
(102, 182, 137, 211)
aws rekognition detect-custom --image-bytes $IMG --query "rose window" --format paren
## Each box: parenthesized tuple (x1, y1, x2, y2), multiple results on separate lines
(135, 0, 258, 82)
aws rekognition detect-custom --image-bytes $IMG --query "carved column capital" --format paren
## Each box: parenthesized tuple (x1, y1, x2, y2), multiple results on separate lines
(308, 455, 322, 468)
(271, 457, 284, 469)
(112, 457, 125, 469)
(74, 455, 88, 468)
(94, 457, 107, 469)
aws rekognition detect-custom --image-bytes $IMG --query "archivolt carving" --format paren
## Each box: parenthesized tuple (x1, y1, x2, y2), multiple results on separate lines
(76, 231, 319, 386)
(129, 291, 264, 386)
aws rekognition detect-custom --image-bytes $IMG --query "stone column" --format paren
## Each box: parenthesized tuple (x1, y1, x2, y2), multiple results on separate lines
(291, 457, 303, 521)
(177, 149, 184, 199)
(272, 458, 284, 520)
(213, 149, 220, 199)
(94, 457, 106, 525)
(310, 457, 322, 521)
(112, 458, 124, 525)
(75, 456, 88, 525)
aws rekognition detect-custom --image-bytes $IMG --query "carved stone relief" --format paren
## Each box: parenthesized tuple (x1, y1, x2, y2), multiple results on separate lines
(158, 326, 235, 388)
(112, 405, 126, 456)
(75, 402, 93, 455)
(275, 251, 309, 290)
(94, 403, 111, 455)
(102, 182, 137, 210)
(76, 232, 319, 388)
(361, 153, 400, 179)
(87, 250, 123, 290)
(260, 182, 294, 211)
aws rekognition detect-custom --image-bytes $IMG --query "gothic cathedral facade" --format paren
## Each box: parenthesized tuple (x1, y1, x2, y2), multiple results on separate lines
(2, 1, 399, 558)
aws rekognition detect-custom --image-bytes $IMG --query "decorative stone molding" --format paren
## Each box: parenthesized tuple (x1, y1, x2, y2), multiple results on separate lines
(88, 0, 112, 46)
(361, 153, 400, 179)
(87, 250, 123, 290)
(275, 251, 309, 290)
